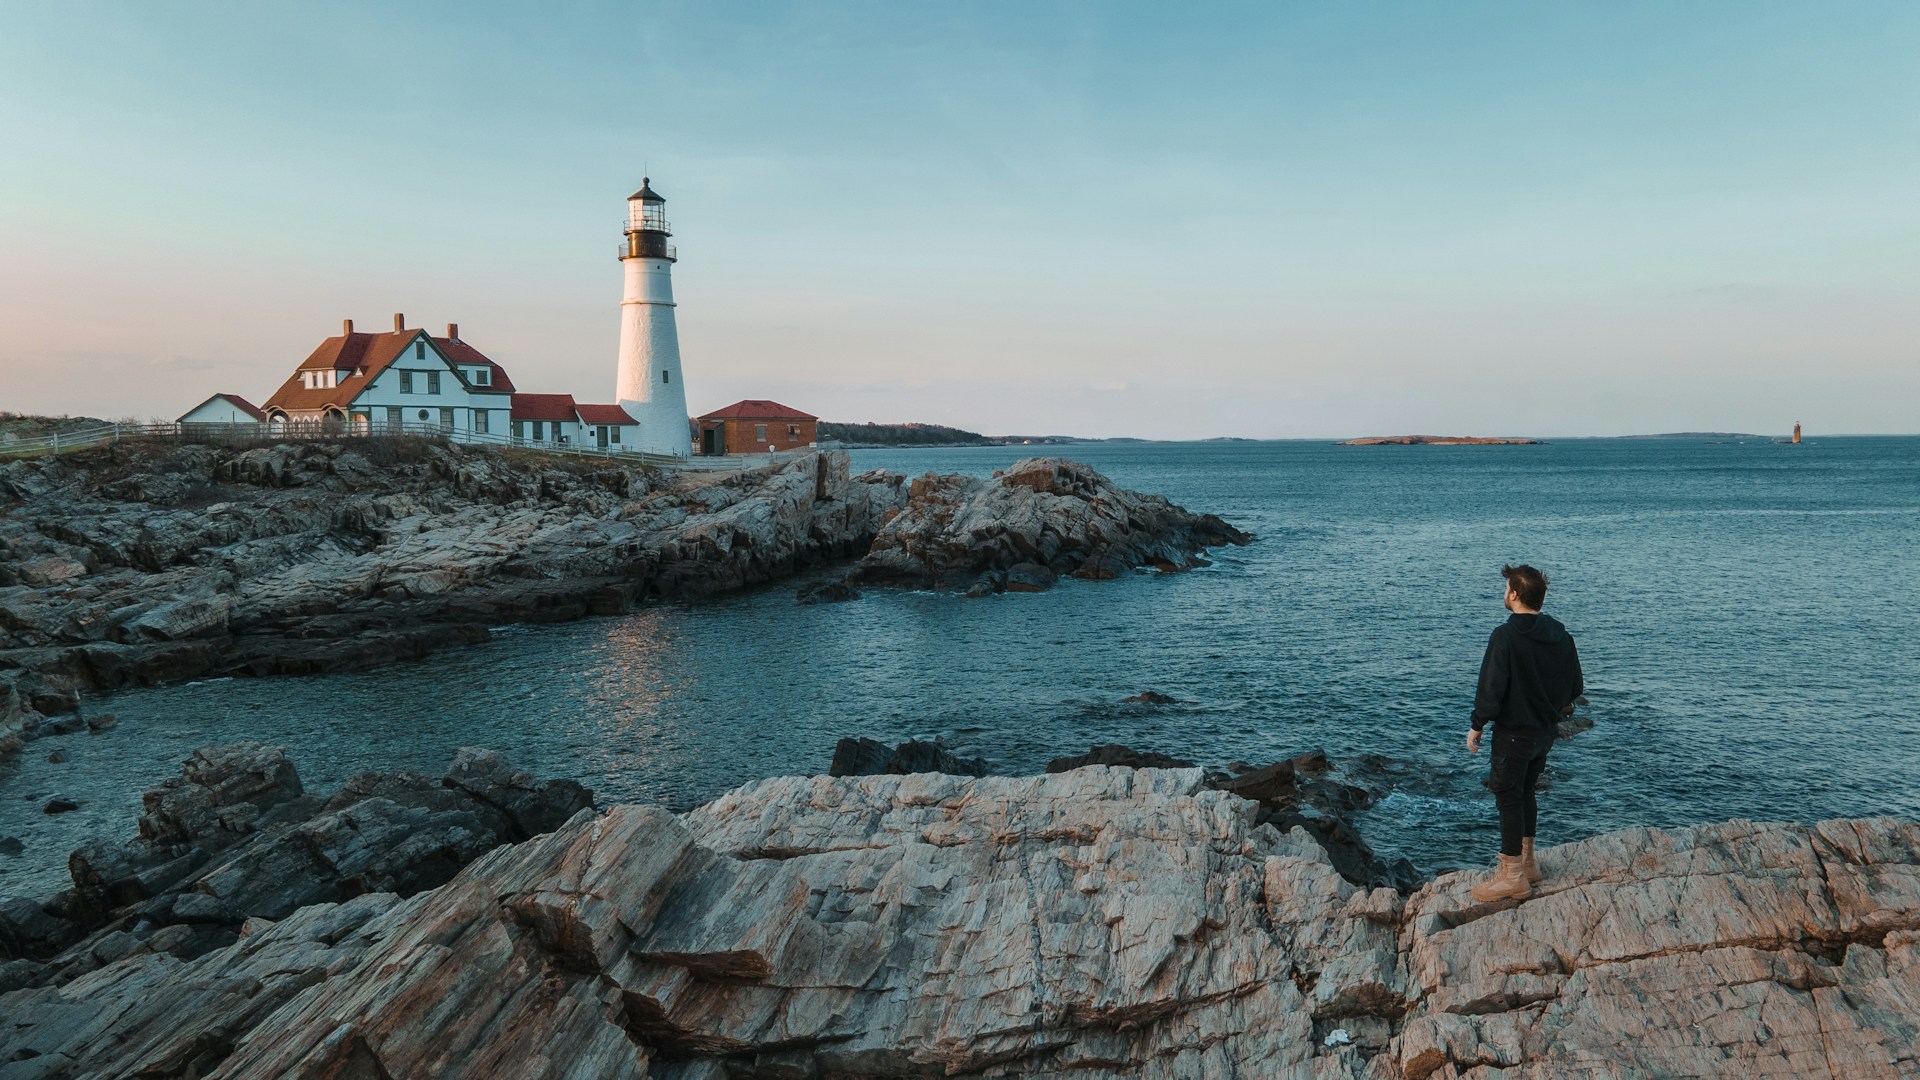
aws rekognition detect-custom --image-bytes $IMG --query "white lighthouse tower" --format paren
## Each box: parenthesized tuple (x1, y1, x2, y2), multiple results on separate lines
(614, 178, 691, 456)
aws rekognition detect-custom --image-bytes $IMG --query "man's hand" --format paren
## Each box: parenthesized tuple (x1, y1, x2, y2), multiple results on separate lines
(1466, 728, 1483, 754)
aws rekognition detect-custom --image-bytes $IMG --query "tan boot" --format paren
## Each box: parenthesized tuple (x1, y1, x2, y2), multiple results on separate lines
(1469, 854, 1532, 902)
(1521, 838, 1542, 884)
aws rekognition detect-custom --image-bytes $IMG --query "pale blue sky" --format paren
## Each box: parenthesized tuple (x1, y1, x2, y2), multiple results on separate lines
(2, 2, 1915, 436)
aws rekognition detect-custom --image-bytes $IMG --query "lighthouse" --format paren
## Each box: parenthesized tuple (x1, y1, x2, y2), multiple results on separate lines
(614, 178, 691, 456)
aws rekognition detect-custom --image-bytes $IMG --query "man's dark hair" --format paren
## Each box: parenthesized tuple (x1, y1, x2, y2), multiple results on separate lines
(1502, 564, 1548, 609)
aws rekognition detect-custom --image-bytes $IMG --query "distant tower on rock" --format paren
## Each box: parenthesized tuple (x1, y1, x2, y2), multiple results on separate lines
(615, 178, 691, 456)
(1792, 421, 1802, 445)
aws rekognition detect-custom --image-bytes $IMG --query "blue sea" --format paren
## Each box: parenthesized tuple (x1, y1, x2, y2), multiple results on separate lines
(4, 436, 1917, 896)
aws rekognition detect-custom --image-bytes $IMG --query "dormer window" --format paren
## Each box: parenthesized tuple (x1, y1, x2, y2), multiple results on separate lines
(470, 367, 490, 386)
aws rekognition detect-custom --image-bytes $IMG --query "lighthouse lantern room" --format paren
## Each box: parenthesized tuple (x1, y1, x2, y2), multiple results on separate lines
(614, 177, 691, 455)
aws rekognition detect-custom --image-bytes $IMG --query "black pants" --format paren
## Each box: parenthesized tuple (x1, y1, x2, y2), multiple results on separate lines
(1485, 727, 1552, 857)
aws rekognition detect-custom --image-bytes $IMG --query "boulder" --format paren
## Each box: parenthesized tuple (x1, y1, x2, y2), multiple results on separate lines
(1003, 560, 1059, 592)
(851, 458, 1249, 592)
(827, 736, 991, 777)
(795, 579, 861, 604)
(137, 742, 305, 847)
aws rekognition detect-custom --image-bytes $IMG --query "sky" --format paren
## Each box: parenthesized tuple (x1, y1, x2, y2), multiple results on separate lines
(1, 2, 1915, 438)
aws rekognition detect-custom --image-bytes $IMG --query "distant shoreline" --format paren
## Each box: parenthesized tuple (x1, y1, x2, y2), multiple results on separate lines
(1335, 435, 1544, 446)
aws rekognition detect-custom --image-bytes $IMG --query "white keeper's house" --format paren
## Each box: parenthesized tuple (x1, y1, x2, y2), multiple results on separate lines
(245, 315, 642, 449)
(181, 178, 711, 457)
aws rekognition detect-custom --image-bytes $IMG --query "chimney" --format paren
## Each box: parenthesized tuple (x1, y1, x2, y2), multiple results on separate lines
(342, 318, 354, 335)
(393, 313, 405, 332)
(446, 323, 458, 341)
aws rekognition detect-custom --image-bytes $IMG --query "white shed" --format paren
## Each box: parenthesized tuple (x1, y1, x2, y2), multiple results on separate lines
(178, 393, 266, 427)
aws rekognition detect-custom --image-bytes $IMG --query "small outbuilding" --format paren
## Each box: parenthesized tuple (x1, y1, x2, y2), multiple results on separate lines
(178, 393, 267, 428)
(575, 403, 640, 450)
(696, 400, 817, 456)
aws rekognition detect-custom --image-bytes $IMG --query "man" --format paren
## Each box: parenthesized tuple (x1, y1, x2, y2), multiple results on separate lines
(1466, 564, 1584, 902)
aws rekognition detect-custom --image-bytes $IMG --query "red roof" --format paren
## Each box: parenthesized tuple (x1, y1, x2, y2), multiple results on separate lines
(433, 336, 517, 395)
(698, 399, 817, 421)
(510, 393, 578, 422)
(575, 403, 637, 424)
(263, 330, 424, 414)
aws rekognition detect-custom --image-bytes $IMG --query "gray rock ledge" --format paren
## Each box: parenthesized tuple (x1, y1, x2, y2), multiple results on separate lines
(2, 765, 1915, 1078)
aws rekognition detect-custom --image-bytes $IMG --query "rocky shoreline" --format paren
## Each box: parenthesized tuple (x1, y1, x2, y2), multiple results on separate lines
(2, 741, 1915, 1078)
(0, 441, 1246, 756)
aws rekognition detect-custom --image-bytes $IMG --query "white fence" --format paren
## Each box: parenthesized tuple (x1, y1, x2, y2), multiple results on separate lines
(0, 421, 828, 473)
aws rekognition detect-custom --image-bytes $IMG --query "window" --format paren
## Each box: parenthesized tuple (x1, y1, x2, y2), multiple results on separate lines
(417, 409, 431, 422)
(438, 407, 454, 431)
(787, 424, 799, 438)
(415, 341, 425, 359)
(385, 406, 402, 428)
(532, 420, 544, 440)
(427, 371, 441, 395)
(471, 367, 490, 386)
(513, 420, 524, 439)
(399, 371, 414, 394)
(610, 425, 620, 443)
(754, 424, 768, 441)
(473, 409, 489, 434)
(662, 370, 670, 384)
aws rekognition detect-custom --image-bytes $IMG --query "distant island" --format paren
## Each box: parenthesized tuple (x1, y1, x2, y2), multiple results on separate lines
(817, 422, 1003, 448)
(1336, 435, 1544, 446)
(819, 422, 1108, 448)
(1609, 432, 1770, 440)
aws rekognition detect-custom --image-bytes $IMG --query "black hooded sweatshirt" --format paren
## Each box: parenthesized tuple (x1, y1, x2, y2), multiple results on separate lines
(1471, 612, 1584, 735)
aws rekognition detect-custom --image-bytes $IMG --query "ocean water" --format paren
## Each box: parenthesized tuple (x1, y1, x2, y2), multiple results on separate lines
(4, 436, 1918, 896)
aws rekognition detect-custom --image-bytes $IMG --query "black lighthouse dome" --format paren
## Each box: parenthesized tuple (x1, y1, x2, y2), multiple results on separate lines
(621, 178, 675, 261)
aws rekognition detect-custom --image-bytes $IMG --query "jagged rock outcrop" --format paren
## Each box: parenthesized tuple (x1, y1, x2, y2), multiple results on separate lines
(0, 446, 1244, 732)
(0, 441, 905, 715)
(4, 766, 1913, 1078)
(0, 742, 589, 989)
(850, 457, 1251, 594)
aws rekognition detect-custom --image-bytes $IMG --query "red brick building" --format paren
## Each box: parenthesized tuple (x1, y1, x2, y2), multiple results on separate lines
(696, 400, 818, 456)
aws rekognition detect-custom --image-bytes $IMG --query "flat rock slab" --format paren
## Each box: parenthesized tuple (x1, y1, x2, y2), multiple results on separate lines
(2, 767, 1916, 1078)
